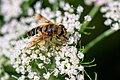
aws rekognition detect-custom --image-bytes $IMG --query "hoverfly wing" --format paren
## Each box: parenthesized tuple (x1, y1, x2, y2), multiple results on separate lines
(34, 13, 53, 24)
(26, 32, 49, 48)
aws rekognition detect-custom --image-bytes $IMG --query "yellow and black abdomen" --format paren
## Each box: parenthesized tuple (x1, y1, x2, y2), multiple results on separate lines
(27, 26, 42, 36)
(27, 24, 57, 37)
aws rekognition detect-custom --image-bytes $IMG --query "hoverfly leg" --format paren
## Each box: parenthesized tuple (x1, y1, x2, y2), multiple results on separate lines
(56, 36, 61, 41)
(63, 35, 68, 40)
(50, 38, 52, 41)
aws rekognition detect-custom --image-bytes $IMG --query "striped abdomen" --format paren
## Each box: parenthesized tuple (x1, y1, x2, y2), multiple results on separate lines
(27, 24, 58, 37)
(27, 26, 42, 36)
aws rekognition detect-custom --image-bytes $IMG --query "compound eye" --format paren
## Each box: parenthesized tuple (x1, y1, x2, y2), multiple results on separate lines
(58, 27, 62, 35)
(59, 24, 64, 28)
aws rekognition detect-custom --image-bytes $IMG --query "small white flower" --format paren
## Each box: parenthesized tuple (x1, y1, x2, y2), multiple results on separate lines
(27, 66, 32, 72)
(43, 72, 51, 80)
(100, 7, 109, 13)
(34, 1, 41, 10)
(84, 15, 92, 22)
(19, 66, 25, 74)
(34, 76, 40, 80)
(75, 21, 81, 29)
(56, 11, 62, 17)
(59, 1, 65, 8)
(38, 63, 44, 69)
(104, 19, 112, 26)
(27, 8, 34, 16)
(70, 75, 76, 80)
(77, 5, 84, 13)
(56, 16, 62, 23)
(53, 68, 59, 77)
(28, 72, 34, 79)
(68, 37, 74, 44)
(69, 8, 74, 13)
(39, 54, 46, 60)
(44, 58, 51, 64)
(4, 73, 9, 79)
(63, 3, 71, 11)
(47, 52, 54, 58)
(77, 51, 84, 59)
(77, 74, 84, 80)
(111, 23, 119, 30)
(74, 32, 81, 39)
(0, 73, 9, 80)
(78, 65, 84, 71)
(30, 54, 37, 60)
(18, 75, 25, 80)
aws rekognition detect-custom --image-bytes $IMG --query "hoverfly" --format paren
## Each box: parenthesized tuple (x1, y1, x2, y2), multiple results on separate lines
(26, 14, 68, 48)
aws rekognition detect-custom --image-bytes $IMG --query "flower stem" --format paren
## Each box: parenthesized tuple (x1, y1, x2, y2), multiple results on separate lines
(53, 1, 59, 12)
(80, 5, 100, 33)
(84, 29, 116, 53)
(49, 58, 56, 80)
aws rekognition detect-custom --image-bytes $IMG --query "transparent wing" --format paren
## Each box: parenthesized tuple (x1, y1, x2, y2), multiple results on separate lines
(26, 32, 48, 48)
(34, 13, 53, 24)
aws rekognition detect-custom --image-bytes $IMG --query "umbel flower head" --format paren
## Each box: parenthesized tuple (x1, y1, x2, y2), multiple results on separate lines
(1, 0, 25, 22)
(9, 1, 87, 80)
(101, 1, 120, 30)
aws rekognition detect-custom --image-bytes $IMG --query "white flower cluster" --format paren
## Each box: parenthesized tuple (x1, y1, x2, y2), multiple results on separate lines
(101, 1, 120, 30)
(9, 1, 86, 80)
(0, 0, 24, 77)
(55, 46, 84, 80)
(0, 1, 43, 58)
(11, 42, 84, 80)
(0, 19, 30, 57)
(84, 0, 112, 6)
(0, 0, 89, 80)
(0, 1, 42, 79)
(1, 0, 25, 22)
(60, 1, 83, 13)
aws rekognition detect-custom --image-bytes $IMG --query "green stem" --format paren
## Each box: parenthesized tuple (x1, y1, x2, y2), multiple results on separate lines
(84, 70, 92, 80)
(84, 29, 116, 53)
(88, 5, 100, 18)
(94, 72, 97, 80)
(80, 5, 100, 33)
(49, 58, 56, 80)
(52, 1, 59, 12)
